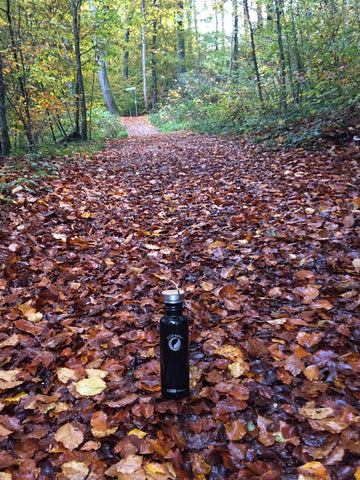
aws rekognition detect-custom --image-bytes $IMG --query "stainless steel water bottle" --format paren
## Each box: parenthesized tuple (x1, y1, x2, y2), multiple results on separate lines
(160, 284, 190, 399)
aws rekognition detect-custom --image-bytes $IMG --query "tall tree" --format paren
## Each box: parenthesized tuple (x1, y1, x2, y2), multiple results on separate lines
(0, 51, 11, 156)
(177, 0, 186, 78)
(90, 0, 120, 115)
(142, 0, 149, 111)
(244, 0, 264, 105)
(71, 0, 87, 139)
(5, 0, 34, 148)
(151, 0, 158, 110)
(274, 0, 286, 111)
(229, 0, 238, 76)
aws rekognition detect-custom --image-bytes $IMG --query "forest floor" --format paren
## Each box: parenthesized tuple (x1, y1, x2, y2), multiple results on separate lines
(0, 128, 360, 480)
(121, 116, 159, 136)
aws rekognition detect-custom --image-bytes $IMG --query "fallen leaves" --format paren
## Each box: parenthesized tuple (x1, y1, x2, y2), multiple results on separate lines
(54, 423, 84, 449)
(0, 132, 360, 478)
(74, 377, 107, 396)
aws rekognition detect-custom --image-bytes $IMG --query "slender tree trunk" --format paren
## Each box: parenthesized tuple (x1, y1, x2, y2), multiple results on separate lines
(244, 0, 264, 105)
(214, 0, 219, 51)
(0, 52, 11, 156)
(289, 0, 303, 102)
(233, 0, 238, 69)
(177, 0, 186, 78)
(71, 0, 87, 140)
(229, 0, 239, 77)
(123, 14, 132, 81)
(142, 0, 149, 111)
(257, 0, 263, 28)
(221, 0, 226, 48)
(274, 0, 286, 111)
(6, 0, 33, 148)
(151, 0, 158, 110)
(191, 0, 201, 76)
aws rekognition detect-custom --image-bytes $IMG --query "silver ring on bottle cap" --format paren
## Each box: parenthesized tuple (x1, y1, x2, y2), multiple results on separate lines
(162, 282, 184, 303)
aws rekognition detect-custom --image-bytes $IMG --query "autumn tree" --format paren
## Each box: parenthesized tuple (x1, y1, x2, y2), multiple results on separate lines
(0, 51, 11, 155)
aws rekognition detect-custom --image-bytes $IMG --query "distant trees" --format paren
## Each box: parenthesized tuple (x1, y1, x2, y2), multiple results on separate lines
(0, 0, 359, 153)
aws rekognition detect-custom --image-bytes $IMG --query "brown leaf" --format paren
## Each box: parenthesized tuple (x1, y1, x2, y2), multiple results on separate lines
(190, 453, 212, 475)
(296, 331, 324, 348)
(283, 355, 304, 376)
(54, 423, 84, 449)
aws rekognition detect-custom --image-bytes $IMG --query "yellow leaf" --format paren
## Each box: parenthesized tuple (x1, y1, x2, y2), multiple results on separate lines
(297, 461, 332, 480)
(229, 358, 249, 378)
(355, 466, 360, 480)
(145, 463, 168, 474)
(353, 258, 360, 272)
(128, 429, 148, 439)
(18, 303, 43, 322)
(214, 345, 243, 361)
(200, 281, 214, 291)
(0, 473, 12, 480)
(4, 392, 28, 403)
(85, 369, 108, 380)
(74, 377, 106, 396)
(57, 368, 79, 384)
(92, 425, 117, 438)
(81, 211, 91, 219)
(55, 423, 84, 450)
(61, 461, 91, 480)
(0, 369, 23, 391)
(299, 407, 334, 420)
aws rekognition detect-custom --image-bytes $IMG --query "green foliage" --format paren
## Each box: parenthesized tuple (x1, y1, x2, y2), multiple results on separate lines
(89, 109, 128, 140)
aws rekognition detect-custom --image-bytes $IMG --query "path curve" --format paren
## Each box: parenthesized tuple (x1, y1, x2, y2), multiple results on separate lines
(121, 115, 159, 136)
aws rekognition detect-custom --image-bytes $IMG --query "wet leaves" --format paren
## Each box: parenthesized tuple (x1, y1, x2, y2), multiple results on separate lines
(0, 132, 360, 478)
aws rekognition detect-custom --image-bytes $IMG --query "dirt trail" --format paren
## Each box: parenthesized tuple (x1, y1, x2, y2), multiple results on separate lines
(121, 115, 159, 136)
(1, 131, 360, 478)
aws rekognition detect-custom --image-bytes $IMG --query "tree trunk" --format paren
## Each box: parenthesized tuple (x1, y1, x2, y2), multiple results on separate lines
(289, 0, 303, 102)
(233, 0, 238, 69)
(72, 0, 87, 140)
(123, 14, 132, 81)
(142, 0, 149, 111)
(257, 0, 263, 28)
(0, 52, 11, 156)
(274, 0, 286, 111)
(6, 0, 34, 148)
(151, 0, 158, 110)
(244, 0, 264, 105)
(98, 61, 120, 115)
(177, 0, 186, 78)
(191, 0, 201, 76)
(89, 0, 120, 115)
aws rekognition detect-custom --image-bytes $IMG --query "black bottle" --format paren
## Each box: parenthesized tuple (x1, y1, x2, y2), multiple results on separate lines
(160, 287, 190, 399)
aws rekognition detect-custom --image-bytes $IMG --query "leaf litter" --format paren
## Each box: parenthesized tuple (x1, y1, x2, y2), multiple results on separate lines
(0, 131, 359, 479)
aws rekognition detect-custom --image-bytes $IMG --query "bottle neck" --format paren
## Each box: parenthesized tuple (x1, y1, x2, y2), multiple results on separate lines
(164, 302, 183, 315)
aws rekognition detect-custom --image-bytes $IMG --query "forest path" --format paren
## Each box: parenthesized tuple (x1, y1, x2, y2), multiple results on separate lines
(121, 115, 159, 136)
(1, 132, 360, 478)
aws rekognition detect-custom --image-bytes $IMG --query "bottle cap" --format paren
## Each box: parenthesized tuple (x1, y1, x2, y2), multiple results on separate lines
(162, 281, 184, 303)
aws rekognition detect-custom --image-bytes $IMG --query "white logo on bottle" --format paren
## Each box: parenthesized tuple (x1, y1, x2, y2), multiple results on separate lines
(168, 334, 182, 352)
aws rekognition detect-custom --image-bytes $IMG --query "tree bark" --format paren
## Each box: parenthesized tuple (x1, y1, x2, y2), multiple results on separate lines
(151, 0, 158, 111)
(177, 0, 186, 78)
(274, 0, 286, 111)
(244, 0, 264, 105)
(98, 61, 120, 115)
(0, 52, 11, 156)
(6, 0, 33, 148)
(142, 0, 149, 111)
(123, 14, 132, 81)
(72, 0, 87, 140)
